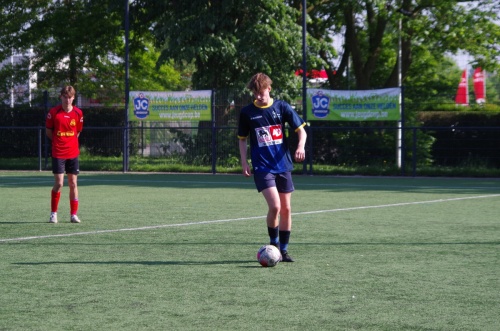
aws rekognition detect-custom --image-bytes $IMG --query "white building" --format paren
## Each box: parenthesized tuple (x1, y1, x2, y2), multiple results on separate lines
(0, 49, 37, 106)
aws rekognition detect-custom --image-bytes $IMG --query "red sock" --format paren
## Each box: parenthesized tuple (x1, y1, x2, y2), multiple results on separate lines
(51, 190, 60, 213)
(70, 199, 79, 216)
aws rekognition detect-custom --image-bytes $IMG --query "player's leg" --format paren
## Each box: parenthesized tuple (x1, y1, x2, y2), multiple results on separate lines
(261, 186, 281, 229)
(262, 187, 281, 247)
(276, 172, 295, 262)
(255, 172, 281, 247)
(278, 192, 292, 231)
(67, 173, 78, 201)
(276, 191, 294, 261)
(67, 157, 80, 223)
(49, 158, 65, 223)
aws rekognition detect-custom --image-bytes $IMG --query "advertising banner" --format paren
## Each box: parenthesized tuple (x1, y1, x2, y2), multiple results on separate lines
(306, 88, 401, 121)
(128, 90, 212, 122)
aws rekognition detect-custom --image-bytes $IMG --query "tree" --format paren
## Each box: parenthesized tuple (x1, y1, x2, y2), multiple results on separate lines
(16, 0, 123, 91)
(151, 0, 305, 96)
(2, 0, 498, 104)
(288, 0, 500, 90)
(0, 0, 188, 102)
(0, 0, 45, 102)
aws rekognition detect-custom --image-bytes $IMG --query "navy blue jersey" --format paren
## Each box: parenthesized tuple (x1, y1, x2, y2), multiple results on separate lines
(238, 99, 305, 173)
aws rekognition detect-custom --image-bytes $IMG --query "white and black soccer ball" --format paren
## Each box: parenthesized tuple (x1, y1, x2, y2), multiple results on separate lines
(257, 245, 281, 267)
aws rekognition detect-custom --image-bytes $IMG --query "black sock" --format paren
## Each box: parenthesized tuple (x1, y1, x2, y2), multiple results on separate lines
(268, 226, 279, 245)
(279, 230, 291, 251)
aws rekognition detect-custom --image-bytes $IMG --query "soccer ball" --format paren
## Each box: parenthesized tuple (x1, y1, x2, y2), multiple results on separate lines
(257, 245, 281, 267)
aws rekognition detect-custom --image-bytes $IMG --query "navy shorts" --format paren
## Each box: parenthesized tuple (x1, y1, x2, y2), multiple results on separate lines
(52, 157, 80, 175)
(253, 171, 295, 193)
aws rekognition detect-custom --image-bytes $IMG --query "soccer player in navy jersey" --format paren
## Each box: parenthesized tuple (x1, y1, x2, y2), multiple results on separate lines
(238, 73, 307, 262)
(45, 86, 84, 224)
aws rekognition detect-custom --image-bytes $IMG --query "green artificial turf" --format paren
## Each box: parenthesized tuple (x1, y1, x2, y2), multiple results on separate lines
(1, 172, 499, 330)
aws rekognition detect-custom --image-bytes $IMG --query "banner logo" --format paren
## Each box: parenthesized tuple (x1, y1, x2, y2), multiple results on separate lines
(311, 91, 330, 118)
(133, 93, 150, 119)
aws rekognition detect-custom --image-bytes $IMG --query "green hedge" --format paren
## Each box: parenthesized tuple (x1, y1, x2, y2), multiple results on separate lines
(417, 111, 500, 167)
(0, 106, 126, 157)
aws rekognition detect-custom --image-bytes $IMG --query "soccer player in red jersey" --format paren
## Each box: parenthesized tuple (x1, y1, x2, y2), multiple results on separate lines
(45, 86, 84, 224)
(238, 73, 307, 262)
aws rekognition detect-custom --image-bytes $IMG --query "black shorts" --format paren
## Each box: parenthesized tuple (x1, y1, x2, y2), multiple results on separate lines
(253, 171, 295, 193)
(52, 157, 80, 175)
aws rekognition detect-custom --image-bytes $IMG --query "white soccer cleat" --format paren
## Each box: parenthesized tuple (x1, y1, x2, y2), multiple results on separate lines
(49, 212, 58, 224)
(70, 215, 81, 223)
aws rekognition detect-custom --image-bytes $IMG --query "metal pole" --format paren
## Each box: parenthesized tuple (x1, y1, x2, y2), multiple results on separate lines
(123, 0, 130, 173)
(44, 90, 49, 170)
(396, 17, 402, 170)
(10, 49, 14, 108)
(211, 89, 217, 174)
(302, 0, 307, 105)
(412, 127, 417, 177)
(301, 0, 309, 174)
(38, 128, 42, 171)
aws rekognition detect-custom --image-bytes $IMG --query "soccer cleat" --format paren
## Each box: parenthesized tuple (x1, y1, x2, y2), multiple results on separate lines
(70, 215, 81, 223)
(49, 213, 58, 224)
(280, 250, 295, 262)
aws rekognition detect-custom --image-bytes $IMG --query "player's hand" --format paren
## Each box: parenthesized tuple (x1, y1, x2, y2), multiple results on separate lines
(294, 148, 305, 162)
(242, 163, 252, 177)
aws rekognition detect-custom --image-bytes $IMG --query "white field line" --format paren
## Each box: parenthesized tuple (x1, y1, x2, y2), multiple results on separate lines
(1, 194, 499, 243)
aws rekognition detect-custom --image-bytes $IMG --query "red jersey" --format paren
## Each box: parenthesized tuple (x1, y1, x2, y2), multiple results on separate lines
(46, 105, 84, 159)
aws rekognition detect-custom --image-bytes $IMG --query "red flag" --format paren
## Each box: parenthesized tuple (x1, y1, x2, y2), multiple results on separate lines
(473, 67, 486, 104)
(455, 69, 469, 106)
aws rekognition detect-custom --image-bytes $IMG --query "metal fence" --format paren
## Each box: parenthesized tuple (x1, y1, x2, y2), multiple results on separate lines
(1, 86, 500, 175)
(1, 124, 499, 176)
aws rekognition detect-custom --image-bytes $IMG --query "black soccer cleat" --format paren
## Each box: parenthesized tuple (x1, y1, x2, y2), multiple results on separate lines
(280, 250, 295, 262)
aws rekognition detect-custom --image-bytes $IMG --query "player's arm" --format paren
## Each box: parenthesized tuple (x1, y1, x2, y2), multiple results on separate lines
(77, 112, 83, 138)
(46, 128, 53, 140)
(45, 109, 54, 140)
(294, 125, 307, 162)
(238, 137, 251, 177)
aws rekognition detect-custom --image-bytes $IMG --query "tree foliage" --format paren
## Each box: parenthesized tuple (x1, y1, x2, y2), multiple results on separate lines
(287, 0, 500, 91)
(2, 0, 124, 90)
(0, 0, 499, 103)
(0, 0, 188, 101)
(150, 0, 304, 94)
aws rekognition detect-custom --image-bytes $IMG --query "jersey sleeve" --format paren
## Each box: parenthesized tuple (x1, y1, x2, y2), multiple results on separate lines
(75, 108, 84, 132)
(281, 101, 305, 131)
(237, 110, 250, 139)
(45, 109, 54, 129)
